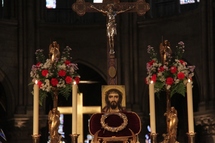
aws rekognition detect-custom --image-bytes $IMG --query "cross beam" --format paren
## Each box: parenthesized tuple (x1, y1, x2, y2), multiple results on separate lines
(72, 0, 150, 16)
(72, 0, 150, 85)
(58, 93, 101, 143)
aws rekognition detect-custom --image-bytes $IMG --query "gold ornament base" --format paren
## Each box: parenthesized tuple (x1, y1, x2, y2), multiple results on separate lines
(187, 132, 196, 143)
(32, 134, 41, 143)
(150, 133, 158, 143)
(70, 134, 79, 143)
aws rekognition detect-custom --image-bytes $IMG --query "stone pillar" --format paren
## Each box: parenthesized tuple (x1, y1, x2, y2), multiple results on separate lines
(194, 1, 215, 142)
(206, 0, 215, 109)
(25, 0, 37, 114)
(17, 0, 27, 114)
(16, 0, 37, 114)
(118, 12, 134, 110)
(198, 0, 209, 110)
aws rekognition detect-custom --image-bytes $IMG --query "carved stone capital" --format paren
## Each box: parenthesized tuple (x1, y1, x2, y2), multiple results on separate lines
(195, 111, 215, 135)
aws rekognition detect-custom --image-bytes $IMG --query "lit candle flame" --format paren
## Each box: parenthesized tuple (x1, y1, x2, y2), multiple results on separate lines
(73, 81, 77, 85)
(35, 80, 38, 84)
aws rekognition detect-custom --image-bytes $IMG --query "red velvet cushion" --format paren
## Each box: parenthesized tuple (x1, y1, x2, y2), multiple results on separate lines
(89, 111, 141, 137)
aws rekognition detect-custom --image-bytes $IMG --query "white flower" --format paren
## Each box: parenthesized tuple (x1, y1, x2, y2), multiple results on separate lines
(166, 85, 171, 90)
(43, 59, 51, 69)
(58, 64, 66, 70)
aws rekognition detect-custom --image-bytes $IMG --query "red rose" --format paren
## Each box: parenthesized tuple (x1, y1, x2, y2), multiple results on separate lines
(179, 60, 185, 64)
(158, 66, 164, 72)
(65, 76, 72, 84)
(36, 62, 41, 67)
(74, 76, 80, 84)
(38, 80, 43, 88)
(170, 66, 177, 74)
(177, 72, 185, 80)
(166, 77, 174, 85)
(151, 74, 157, 82)
(41, 69, 48, 77)
(65, 60, 70, 65)
(148, 60, 155, 66)
(58, 70, 66, 77)
(51, 78, 58, 86)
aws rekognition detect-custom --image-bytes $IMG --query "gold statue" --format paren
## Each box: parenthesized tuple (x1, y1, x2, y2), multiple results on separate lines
(159, 40, 172, 65)
(90, 4, 134, 55)
(168, 107, 178, 143)
(49, 41, 60, 63)
(48, 108, 60, 143)
(162, 107, 179, 143)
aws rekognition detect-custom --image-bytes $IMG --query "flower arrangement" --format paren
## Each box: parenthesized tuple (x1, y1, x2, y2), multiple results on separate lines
(145, 41, 195, 97)
(29, 46, 80, 105)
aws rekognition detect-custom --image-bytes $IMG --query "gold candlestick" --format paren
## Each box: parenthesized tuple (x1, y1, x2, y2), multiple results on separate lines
(187, 132, 196, 143)
(150, 133, 157, 143)
(32, 134, 41, 143)
(70, 134, 79, 143)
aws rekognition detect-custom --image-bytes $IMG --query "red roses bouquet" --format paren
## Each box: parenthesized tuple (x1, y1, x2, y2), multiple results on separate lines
(30, 46, 80, 104)
(145, 41, 195, 97)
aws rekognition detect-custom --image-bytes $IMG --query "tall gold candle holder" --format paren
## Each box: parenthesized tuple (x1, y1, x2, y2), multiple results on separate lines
(150, 133, 157, 143)
(70, 134, 80, 143)
(187, 132, 196, 143)
(32, 134, 41, 143)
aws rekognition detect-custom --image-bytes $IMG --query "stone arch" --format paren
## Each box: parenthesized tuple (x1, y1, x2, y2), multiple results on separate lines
(74, 59, 107, 82)
(0, 69, 15, 117)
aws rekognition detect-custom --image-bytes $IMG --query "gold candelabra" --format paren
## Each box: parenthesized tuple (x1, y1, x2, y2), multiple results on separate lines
(150, 133, 158, 143)
(158, 40, 195, 143)
(32, 134, 41, 143)
(70, 134, 80, 143)
(159, 40, 179, 143)
(187, 132, 196, 143)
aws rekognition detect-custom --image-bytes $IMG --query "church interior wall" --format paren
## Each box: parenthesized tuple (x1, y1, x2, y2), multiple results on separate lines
(0, 22, 19, 116)
(0, 0, 214, 142)
(38, 24, 108, 77)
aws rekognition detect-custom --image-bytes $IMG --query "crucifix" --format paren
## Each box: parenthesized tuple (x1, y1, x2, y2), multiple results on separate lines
(72, 0, 150, 85)
(58, 93, 101, 143)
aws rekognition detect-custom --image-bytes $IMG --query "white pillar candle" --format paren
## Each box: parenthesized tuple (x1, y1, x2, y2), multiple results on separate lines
(149, 81, 156, 133)
(72, 83, 78, 134)
(33, 80, 39, 135)
(187, 79, 194, 133)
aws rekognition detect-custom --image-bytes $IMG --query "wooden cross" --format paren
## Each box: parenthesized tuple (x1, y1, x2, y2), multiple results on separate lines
(58, 93, 101, 143)
(72, 0, 150, 85)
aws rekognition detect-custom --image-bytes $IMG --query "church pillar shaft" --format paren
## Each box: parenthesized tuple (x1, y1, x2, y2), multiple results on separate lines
(17, 0, 37, 113)
(205, 0, 215, 104)
(199, 0, 210, 104)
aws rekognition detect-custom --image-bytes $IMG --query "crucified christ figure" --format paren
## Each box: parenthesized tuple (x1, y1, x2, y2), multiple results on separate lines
(91, 4, 134, 55)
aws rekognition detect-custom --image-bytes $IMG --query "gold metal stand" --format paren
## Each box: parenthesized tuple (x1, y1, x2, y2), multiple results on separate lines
(70, 134, 80, 143)
(32, 134, 41, 143)
(150, 133, 157, 143)
(187, 132, 196, 143)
